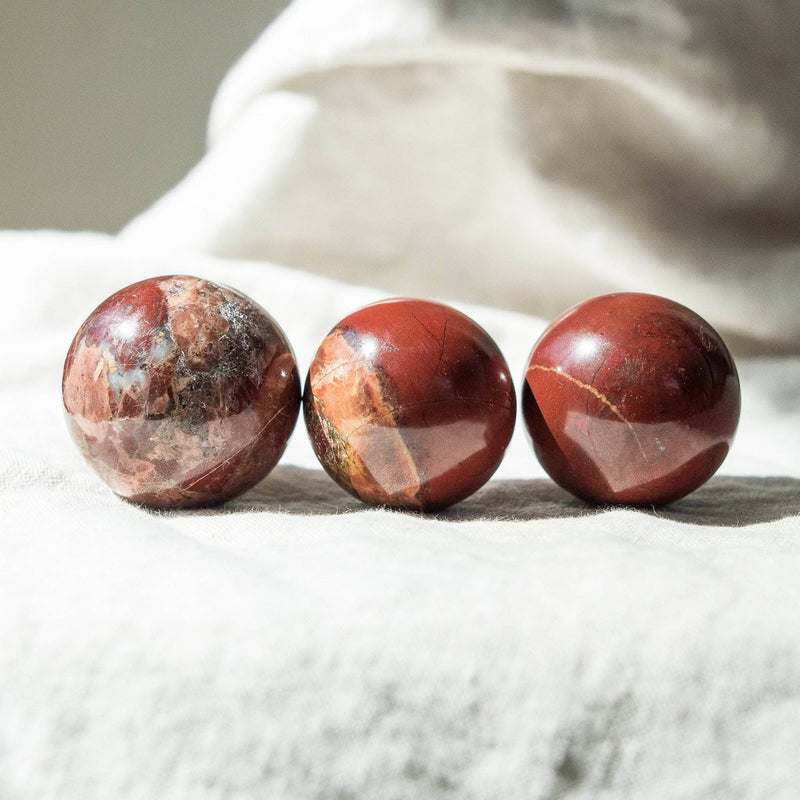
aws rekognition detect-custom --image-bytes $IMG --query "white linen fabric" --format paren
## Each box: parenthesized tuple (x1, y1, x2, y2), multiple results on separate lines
(3, 0, 800, 797)
(122, 0, 800, 353)
(1, 230, 799, 799)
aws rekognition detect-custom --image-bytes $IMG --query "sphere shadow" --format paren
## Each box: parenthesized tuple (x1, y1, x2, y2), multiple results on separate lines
(227, 465, 365, 515)
(450, 474, 800, 526)
(646, 475, 800, 527)
(228, 466, 800, 527)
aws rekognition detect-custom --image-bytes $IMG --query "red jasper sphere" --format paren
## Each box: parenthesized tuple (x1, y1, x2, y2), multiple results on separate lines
(304, 298, 516, 511)
(62, 275, 300, 508)
(522, 293, 740, 506)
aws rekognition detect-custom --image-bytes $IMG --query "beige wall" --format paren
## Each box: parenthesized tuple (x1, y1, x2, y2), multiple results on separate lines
(0, 1, 288, 232)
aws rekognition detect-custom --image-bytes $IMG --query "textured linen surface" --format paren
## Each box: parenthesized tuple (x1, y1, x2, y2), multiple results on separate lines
(4, 0, 800, 796)
(122, 0, 800, 353)
(1, 231, 800, 800)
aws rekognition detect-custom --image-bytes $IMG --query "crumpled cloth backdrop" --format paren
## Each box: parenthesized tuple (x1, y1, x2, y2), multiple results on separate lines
(3, 0, 800, 797)
(122, 0, 800, 353)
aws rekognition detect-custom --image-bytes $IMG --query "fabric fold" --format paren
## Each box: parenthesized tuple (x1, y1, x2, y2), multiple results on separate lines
(123, 0, 800, 351)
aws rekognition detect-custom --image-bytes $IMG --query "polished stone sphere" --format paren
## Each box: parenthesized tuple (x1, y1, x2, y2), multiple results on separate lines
(304, 298, 516, 511)
(62, 275, 300, 508)
(522, 292, 740, 506)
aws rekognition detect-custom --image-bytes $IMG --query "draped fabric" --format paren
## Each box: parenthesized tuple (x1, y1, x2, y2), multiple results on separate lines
(3, 2, 800, 797)
(124, 0, 800, 352)
(1, 230, 799, 798)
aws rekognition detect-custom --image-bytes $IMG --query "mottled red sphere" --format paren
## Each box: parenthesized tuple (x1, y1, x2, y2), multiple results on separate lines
(63, 275, 300, 508)
(522, 293, 740, 506)
(304, 298, 516, 511)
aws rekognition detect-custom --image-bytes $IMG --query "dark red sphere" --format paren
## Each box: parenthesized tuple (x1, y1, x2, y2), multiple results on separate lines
(63, 275, 300, 508)
(522, 293, 740, 506)
(304, 298, 516, 511)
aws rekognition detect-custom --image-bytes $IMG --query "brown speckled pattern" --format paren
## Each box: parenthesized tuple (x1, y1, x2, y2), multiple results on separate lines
(63, 275, 300, 508)
(304, 298, 517, 512)
(522, 292, 741, 506)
